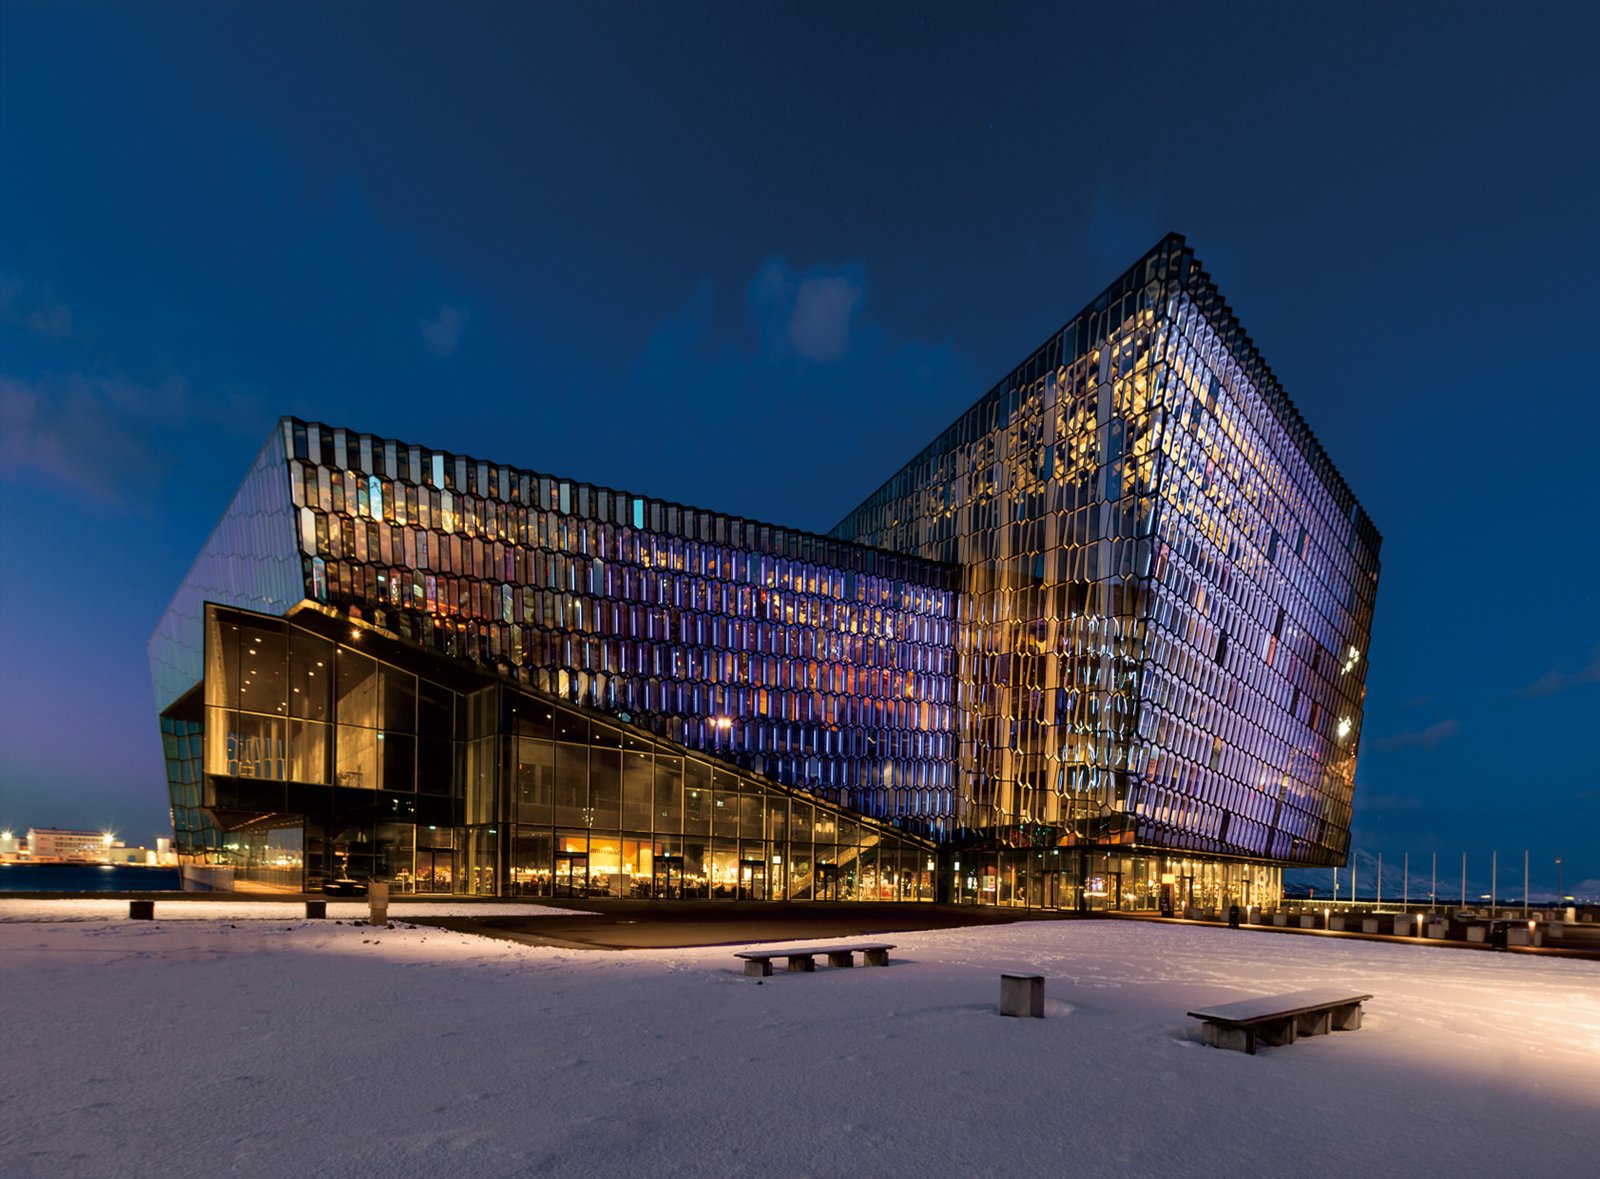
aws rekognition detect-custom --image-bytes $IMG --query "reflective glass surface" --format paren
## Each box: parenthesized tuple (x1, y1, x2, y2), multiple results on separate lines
(278, 419, 962, 835)
(832, 235, 1380, 866)
(148, 427, 302, 712)
(149, 235, 1379, 891)
(192, 604, 936, 898)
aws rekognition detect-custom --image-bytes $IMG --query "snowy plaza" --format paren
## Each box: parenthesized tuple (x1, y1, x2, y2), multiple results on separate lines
(1, 900, 1596, 1178)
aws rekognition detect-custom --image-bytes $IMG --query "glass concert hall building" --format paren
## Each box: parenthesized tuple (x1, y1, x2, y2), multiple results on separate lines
(150, 235, 1380, 909)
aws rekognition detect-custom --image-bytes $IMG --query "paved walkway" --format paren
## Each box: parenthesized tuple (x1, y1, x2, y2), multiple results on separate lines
(405, 900, 1082, 950)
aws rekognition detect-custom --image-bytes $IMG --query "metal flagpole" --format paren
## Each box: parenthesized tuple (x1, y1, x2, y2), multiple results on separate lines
(1404, 852, 1409, 910)
(1377, 852, 1383, 909)
(1461, 852, 1467, 911)
(1431, 852, 1437, 914)
(1524, 849, 1529, 919)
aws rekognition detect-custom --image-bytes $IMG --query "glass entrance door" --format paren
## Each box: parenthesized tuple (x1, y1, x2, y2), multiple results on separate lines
(815, 862, 840, 901)
(1039, 869, 1063, 910)
(554, 853, 588, 897)
(416, 846, 455, 893)
(738, 859, 767, 900)
(652, 854, 683, 899)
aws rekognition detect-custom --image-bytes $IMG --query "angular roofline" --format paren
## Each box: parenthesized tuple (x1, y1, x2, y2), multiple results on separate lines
(277, 416, 962, 592)
(831, 233, 1381, 555)
(828, 234, 1179, 531)
(1160, 235, 1382, 553)
(145, 425, 299, 651)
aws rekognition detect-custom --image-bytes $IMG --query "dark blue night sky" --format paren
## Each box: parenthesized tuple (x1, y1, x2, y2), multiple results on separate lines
(2, 2, 1595, 893)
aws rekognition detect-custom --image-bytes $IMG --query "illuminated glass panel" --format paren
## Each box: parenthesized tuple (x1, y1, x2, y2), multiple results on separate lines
(275, 420, 963, 837)
(831, 234, 1380, 867)
(149, 234, 1378, 896)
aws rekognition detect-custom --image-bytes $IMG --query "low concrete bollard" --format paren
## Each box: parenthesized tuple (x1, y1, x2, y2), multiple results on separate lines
(1362, 918, 1380, 934)
(129, 900, 154, 920)
(368, 881, 390, 926)
(1426, 921, 1448, 938)
(1547, 923, 1564, 940)
(1000, 973, 1045, 1018)
(305, 900, 327, 920)
(1299, 915, 1317, 928)
(1329, 916, 1347, 931)
(1273, 913, 1288, 927)
(1466, 925, 1486, 943)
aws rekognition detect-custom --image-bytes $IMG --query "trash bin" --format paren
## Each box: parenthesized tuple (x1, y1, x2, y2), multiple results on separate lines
(1490, 921, 1508, 951)
(1228, 903, 1240, 929)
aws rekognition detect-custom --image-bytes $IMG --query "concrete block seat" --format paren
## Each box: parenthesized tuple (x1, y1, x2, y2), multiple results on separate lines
(734, 942, 896, 976)
(1188, 988, 1373, 1055)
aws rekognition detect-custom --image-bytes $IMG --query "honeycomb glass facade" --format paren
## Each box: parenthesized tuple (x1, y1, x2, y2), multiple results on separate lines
(150, 234, 1377, 907)
(278, 420, 961, 836)
(832, 234, 1380, 871)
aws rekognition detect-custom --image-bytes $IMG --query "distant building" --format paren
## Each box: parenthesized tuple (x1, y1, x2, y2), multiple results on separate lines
(27, 828, 112, 863)
(150, 234, 1380, 909)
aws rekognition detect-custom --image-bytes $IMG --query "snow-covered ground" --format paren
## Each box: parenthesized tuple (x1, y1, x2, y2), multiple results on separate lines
(0, 898, 588, 923)
(1, 901, 1595, 1179)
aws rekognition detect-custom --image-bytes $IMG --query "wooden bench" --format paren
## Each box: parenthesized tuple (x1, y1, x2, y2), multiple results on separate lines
(734, 943, 896, 977)
(1187, 988, 1372, 1054)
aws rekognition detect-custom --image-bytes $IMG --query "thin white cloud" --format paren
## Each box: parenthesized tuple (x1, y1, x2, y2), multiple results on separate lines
(24, 303, 72, 337)
(748, 260, 865, 363)
(0, 371, 261, 510)
(788, 274, 863, 362)
(625, 258, 973, 525)
(1520, 647, 1600, 698)
(0, 276, 72, 338)
(420, 303, 470, 357)
(1373, 719, 1460, 753)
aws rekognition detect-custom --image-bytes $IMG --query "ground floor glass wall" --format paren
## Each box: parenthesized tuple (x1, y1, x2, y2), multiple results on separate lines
(490, 686, 937, 901)
(950, 848, 1281, 913)
(177, 605, 1281, 905)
